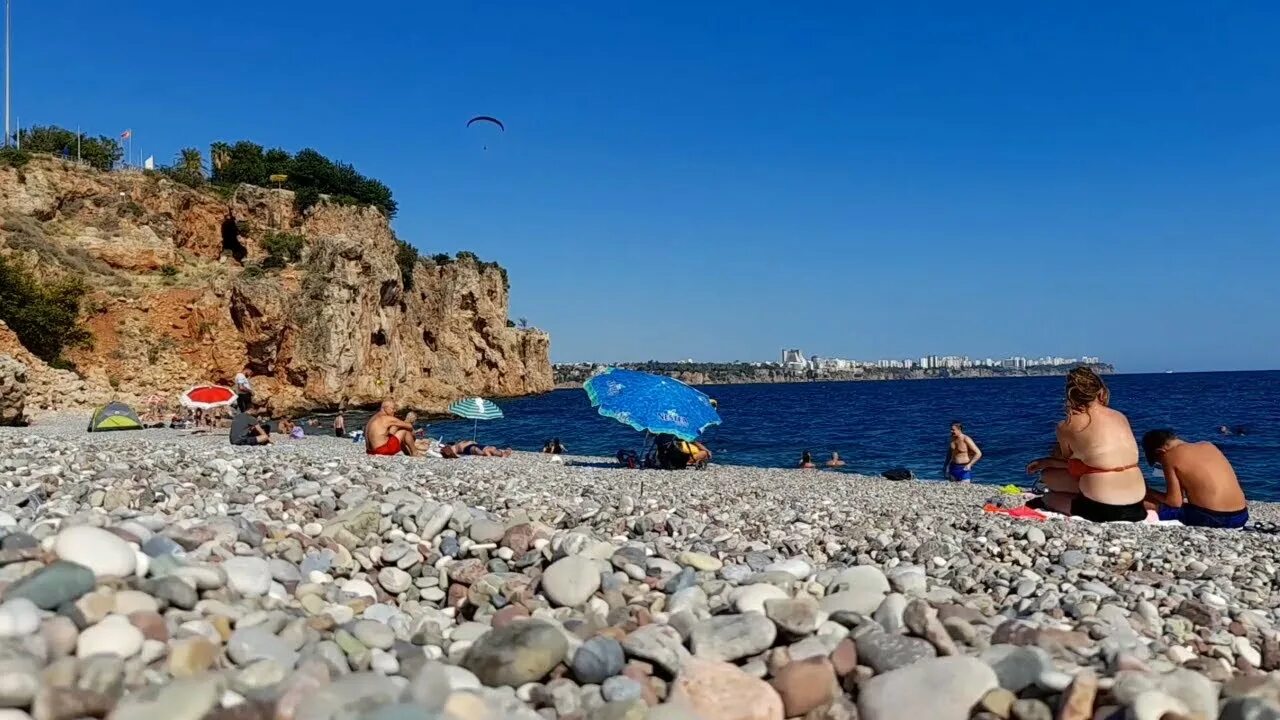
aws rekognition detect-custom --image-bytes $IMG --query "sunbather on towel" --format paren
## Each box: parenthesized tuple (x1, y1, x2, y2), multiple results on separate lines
(440, 440, 513, 458)
(1142, 429, 1249, 528)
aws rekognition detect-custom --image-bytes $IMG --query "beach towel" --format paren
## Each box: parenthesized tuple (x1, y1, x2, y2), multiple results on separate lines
(983, 504, 1048, 521)
(984, 500, 1178, 526)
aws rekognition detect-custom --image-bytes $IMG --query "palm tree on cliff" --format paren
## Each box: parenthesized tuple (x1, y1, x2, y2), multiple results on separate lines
(210, 142, 231, 179)
(169, 148, 206, 187)
(177, 148, 206, 179)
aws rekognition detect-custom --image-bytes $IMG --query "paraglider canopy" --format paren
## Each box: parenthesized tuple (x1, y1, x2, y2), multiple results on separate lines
(466, 116, 505, 131)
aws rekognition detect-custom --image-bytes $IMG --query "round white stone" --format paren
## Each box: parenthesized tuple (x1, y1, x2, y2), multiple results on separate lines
(76, 615, 143, 659)
(54, 525, 136, 578)
(541, 556, 602, 607)
(223, 557, 272, 598)
(0, 599, 41, 638)
(340, 578, 378, 600)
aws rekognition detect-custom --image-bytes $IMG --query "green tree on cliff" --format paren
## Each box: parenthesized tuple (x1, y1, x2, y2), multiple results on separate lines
(209, 142, 396, 217)
(19, 125, 122, 171)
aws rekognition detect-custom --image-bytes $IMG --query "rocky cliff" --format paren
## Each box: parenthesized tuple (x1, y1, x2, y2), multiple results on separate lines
(0, 156, 551, 414)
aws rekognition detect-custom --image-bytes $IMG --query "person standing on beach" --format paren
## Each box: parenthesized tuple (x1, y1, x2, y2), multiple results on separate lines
(946, 422, 982, 482)
(1142, 429, 1249, 528)
(365, 399, 421, 456)
(334, 411, 346, 438)
(234, 369, 254, 412)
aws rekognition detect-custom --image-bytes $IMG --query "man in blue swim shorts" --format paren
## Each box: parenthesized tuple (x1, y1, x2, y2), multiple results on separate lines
(1142, 429, 1249, 529)
(946, 422, 982, 483)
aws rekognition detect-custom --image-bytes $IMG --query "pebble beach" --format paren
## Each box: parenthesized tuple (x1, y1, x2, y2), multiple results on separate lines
(2, 417, 1280, 720)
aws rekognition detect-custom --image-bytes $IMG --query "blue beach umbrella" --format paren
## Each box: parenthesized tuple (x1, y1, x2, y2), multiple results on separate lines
(584, 368, 721, 442)
(448, 397, 503, 440)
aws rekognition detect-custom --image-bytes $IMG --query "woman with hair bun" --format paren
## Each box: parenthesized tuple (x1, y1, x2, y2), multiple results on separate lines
(1025, 367, 1147, 522)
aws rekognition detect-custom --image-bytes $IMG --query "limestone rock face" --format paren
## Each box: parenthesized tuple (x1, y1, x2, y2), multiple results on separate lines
(0, 354, 28, 425)
(0, 157, 551, 415)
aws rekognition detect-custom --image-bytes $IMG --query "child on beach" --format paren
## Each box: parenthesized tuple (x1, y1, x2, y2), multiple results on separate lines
(1142, 429, 1249, 528)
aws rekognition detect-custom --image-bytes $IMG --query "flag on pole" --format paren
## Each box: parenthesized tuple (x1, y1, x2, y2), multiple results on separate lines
(120, 129, 131, 139)
(143, 156, 154, 170)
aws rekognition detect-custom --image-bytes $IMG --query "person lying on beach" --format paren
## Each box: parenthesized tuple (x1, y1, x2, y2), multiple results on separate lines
(229, 412, 270, 447)
(543, 438, 567, 455)
(365, 400, 421, 457)
(799, 451, 815, 469)
(1142, 429, 1249, 528)
(826, 452, 846, 468)
(439, 440, 513, 458)
(945, 422, 982, 482)
(1024, 367, 1147, 522)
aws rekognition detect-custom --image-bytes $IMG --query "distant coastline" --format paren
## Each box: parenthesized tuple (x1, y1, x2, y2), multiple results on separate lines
(553, 362, 1115, 388)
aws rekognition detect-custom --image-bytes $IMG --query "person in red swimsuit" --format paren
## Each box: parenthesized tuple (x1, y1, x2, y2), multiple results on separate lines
(364, 399, 420, 457)
(1029, 366, 1152, 517)
(1025, 367, 1148, 522)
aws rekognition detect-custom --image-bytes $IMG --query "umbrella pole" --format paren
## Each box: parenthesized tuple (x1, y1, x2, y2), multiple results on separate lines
(472, 418, 478, 441)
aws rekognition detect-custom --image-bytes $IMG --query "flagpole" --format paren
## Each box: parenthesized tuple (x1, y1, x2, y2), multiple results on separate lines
(4, 0, 10, 148)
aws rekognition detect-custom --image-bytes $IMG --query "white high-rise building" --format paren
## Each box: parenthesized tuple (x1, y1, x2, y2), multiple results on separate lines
(781, 349, 809, 373)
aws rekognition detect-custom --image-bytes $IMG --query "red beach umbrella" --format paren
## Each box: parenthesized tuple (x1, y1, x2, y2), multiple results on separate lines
(179, 385, 237, 410)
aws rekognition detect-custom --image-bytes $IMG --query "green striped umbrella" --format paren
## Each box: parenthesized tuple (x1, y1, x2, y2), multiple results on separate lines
(448, 397, 503, 439)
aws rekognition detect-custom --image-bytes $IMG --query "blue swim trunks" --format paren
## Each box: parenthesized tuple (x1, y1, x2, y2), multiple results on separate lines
(947, 464, 973, 483)
(1157, 504, 1249, 528)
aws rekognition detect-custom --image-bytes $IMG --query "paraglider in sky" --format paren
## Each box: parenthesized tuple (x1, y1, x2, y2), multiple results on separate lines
(466, 116, 504, 150)
(466, 116, 505, 131)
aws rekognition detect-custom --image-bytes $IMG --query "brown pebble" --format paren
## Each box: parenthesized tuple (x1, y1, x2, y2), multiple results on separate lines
(828, 638, 857, 677)
(31, 686, 115, 720)
(769, 657, 837, 718)
(491, 605, 530, 629)
(595, 626, 627, 642)
(766, 647, 792, 677)
(1262, 633, 1280, 671)
(669, 657, 783, 720)
(1056, 670, 1097, 720)
(978, 688, 1015, 719)
(307, 615, 335, 631)
(168, 636, 219, 678)
(127, 611, 168, 643)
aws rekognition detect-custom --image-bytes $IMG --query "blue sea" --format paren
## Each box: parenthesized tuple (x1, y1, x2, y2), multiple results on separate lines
(321, 371, 1280, 501)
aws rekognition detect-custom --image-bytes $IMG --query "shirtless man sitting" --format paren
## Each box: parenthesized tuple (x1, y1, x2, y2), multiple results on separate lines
(365, 400, 420, 457)
(946, 422, 982, 482)
(439, 440, 513, 458)
(1142, 429, 1249, 528)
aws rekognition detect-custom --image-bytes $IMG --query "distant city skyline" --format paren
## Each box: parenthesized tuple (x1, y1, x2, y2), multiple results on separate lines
(558, 347, 1108, 370)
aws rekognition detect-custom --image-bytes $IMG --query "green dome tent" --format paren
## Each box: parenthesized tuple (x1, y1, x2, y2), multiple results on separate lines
(87, 401, 143, 432)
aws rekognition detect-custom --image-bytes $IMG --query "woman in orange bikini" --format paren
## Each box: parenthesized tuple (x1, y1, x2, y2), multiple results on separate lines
(1025, 367, 1147, 522)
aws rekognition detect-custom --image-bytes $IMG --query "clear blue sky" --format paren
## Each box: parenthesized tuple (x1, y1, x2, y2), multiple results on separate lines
(15, 2, 1280, 372)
